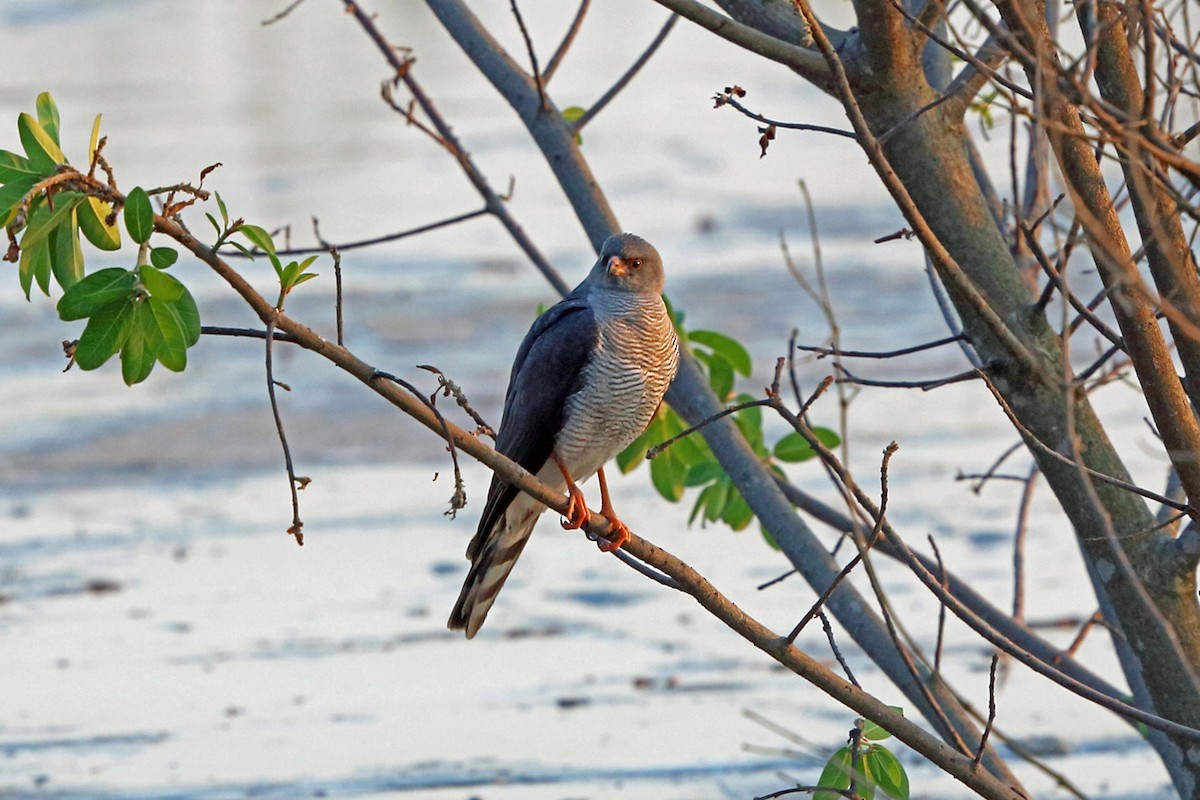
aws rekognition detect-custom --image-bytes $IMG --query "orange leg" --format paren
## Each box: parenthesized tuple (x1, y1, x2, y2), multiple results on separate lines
(553, 454, 590, 530)
(595, 466, 631, 552)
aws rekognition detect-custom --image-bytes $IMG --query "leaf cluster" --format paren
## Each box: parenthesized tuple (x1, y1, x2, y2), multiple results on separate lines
(213, 207, 318, 309)
(4, 93, 325, 385)
(2, 94, 121, 299)
(814, 712, 910, 800)
(1, 94, 200, 385)
(617, 301, 839, 547)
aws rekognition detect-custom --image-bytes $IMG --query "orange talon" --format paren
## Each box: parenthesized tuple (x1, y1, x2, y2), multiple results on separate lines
(554, 453, 591, 530)
(596, 466, 630, 552)
(597, 517, 630, 552)
(561, 481, 590, 530)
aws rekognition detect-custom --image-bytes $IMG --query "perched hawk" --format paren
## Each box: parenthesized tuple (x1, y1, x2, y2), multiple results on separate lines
(448, 233, 680, 638)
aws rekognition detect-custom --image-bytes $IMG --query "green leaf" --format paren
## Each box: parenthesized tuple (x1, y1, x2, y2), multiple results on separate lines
(174, 285, 201, 346)
(123, 186, 153, 244)
(138, 264, 184, 303)
(58, 267, 136, 320)
(704, 478, 730, 522)
(87, 113, 102, 167)
(734, 403, 766, 457)
(0, 173, 39, 226)
(720, 485, 755, 530)
(561, 105, 585, 145)
(684, 460, 724, 487)
(688, 329, 752, 376)
(280, 261, 300, 288)
(0, 149, 40, 183)
(120, 300, 161, 385)
(697, 350, 734, 400)
(18, 237, 50, 299)
(814, 747, 853, 800)
(857, 748, 879, 800)
(76, 196, 121, 250)
(774, 426, 841, 463)
(239, 223, 276, 256)
(150, 246, 178, 270)
(17, 112, 65, 171)
(866, 746, 909, 800)
(617, 423, 656, 473)
(774, 431, 816, 462)
(20, 192, 81, 251)
(49, 210, 84, 289)
(35, 92, 60, 145)
(688, 485, 712, 526)
(215, 192, 229, 226)
(759, 523, 781, 550)
(664, 409, 710, 467)
(649, 447, 685, 502)
(74, 298, 132, 370)
(226, 240, 254, 259)
(148, 296, 188, 372)
(862, 708, 903, 741)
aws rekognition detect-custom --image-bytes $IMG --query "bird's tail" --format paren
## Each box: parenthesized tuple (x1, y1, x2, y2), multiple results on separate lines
(447, 496, 543, 638)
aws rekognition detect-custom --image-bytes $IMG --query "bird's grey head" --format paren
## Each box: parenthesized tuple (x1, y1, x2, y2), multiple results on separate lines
(590, 233, 665, 295)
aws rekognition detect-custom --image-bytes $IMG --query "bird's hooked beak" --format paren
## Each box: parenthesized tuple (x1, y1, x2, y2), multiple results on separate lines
(606, 255, 628, 279)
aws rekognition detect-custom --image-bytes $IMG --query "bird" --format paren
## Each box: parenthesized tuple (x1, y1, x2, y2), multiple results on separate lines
(448, 233, 680, 638)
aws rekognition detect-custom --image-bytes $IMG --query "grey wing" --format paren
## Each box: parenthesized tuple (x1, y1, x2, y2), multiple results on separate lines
(465, 300, 597, 559)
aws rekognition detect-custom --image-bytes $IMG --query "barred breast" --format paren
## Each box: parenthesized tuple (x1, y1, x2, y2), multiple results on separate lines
(555, 289, 680, 481)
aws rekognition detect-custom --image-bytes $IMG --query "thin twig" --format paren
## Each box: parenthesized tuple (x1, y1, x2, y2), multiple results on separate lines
(261, 0, 307, 25)
(508, 0, 547, 112)
(264, 313, 305, 545)
(757, 569, 797, 591)
(794, 334, 967, 359)
(374, 369, 467, 517)
(224, 207, 489, 258)
(543, 0, 590, 82)
(417, 364, 496, 439)
(1012, 465, 1039, 623)
(820, 611, 859, 688)
(836, 365, 979, 390)
(967, 440, 1026, 494)
(929, 535, 948, 676)
(974, 654, 1000, 768)
(573, 14, 679, 131)
(712, 89, 856, 139)
(1063, 611, 1107, 660)
(976, 370, 1195, 515)
(312, 217, 344, 347)
(200, 325, 302, 344)
(786, 443, 896, 643)
(647, 358, 787, 459)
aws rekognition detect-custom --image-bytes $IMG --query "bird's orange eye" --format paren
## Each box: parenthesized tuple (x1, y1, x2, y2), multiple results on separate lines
(631, 259, 642, 269)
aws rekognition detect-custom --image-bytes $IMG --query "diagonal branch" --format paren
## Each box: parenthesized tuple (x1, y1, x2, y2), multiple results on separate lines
(572, 14, 679, 132)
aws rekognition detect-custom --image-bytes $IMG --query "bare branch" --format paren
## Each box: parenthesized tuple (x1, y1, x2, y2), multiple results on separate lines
(263, 313, 305, 545)
(973, 654, 1001, 768)
(794, 334, 967, 360)
(508, 0, 547, 112)
(712, 87, 855, 139)
(542, 0, 589, 82)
